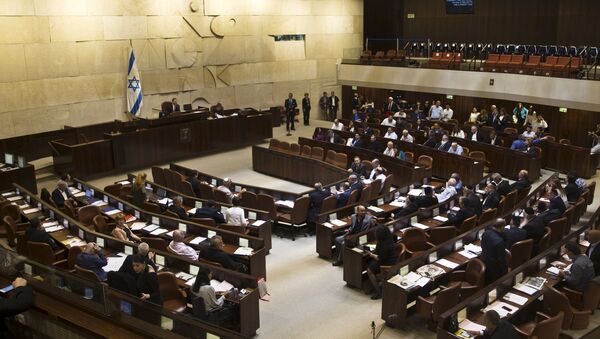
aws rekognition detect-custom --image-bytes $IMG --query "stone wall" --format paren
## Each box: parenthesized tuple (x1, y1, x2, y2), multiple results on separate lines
(0, 0, 363, 138)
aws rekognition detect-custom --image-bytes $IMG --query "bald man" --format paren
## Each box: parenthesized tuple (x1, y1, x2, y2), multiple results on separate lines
(332, 205, 375, 266)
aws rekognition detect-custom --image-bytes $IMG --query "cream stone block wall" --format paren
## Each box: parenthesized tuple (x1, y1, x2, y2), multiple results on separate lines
(0, 0, 363, 138)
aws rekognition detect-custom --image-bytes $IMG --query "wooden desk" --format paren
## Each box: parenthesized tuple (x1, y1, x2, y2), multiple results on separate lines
(0, 163, 36, 194)
(540, 139, 600, 179)
(252, 146, 349, 187)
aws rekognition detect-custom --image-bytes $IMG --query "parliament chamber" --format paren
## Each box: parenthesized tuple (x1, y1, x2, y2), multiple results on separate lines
(2, 1, 600, 339)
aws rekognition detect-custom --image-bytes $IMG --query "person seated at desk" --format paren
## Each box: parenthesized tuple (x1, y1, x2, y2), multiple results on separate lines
(510, 135, 527, 151)
(463, 189, 482, 217)
(192, 200, 225, 224)
(467, 125, 486, 142)
(521, 206, 535, 226)
(366, 226, 398, 300)
(168, 230, 198, 260)
(547, 189, 566, 215)
(332, 205, 375, 266)
(523, 202, 562, 253)
(451, 173, 464, 194)
(308, 182, 332, 234)
(491, 173, 511, 197)
(383, 141, 396, 157)
(447, 142, 464, 155)
(0, 276, 34, 329)
(349, 133, 364, 148)
(451, 125, 464, 139)
(131, 254, 163, 305)
(510, 170, 530, 191)
(441, 197, 474, 228)
(51, 180, 74, 208)
(165, 98, 180, 114)
(436, 178, 458, 203)
(76, 242, 108, 281)
(112, 215, 141, 243)
(335, 182, 352, 208)
(503, 215, 527, 250)
(481, 183, 500, 211)
(131, 173, 149, 207)
(26, 217, 60, 250)
(395, 187, 438, 217)
(167, 196, 188, 220)
(435, 134, 451, 151)
(383, 127, 397, 140)
(399, 130, 413, 143)
(201, 236, 247, 273)
(217, 178, 245, 204)
(348, 156, 367, 177)
(225, 197, 247, 227)
(191, 267, 225, 314)
(565, 171, 582, 203)
(481, 219, 508, 283)
(367, 159, 381, 180)
(331, 119, 344, 131)
(521, 124, 536, 138)
(488, 130, 502, 146)
(423, 130, 439, 148)
(119, 242, 157, 275)
(326, 130, 341, 144)
(468, 310, 520, 339)
(523, 139, 537, 157)
(186, 170, 202, 198)
(586, 230, 600, 276)
(558, 242, 595, 292)
(368, 134, 382, 153)
(381, 115, 397, 127)
(211, 102, 225, 118)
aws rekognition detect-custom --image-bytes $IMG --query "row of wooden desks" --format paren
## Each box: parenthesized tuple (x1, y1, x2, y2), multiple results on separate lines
(4, 185, 261, 337)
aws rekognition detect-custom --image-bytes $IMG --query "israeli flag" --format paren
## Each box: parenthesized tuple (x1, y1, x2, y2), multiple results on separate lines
(126, 48, 143, 117)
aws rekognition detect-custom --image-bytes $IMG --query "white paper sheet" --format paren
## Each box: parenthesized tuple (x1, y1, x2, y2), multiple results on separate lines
(436, 258, 459, 269)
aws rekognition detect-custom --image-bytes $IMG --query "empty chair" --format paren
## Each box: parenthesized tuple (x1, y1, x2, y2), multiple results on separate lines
(524, 55, 542, 73)
(449, 258, 486, 299)
(369, 179, 382, 199)
(334, 153, 347, 169)
(143, 201, 162, 214)
(495, 54, 512, 71)
(503, 127, 518, 134)
(104, 183, 122, 197)
(257, 193, 277, 221)
(2, 216, 28, 248)
(190, 217, 217, 227)
(67, 245, 82, 272)
(538, 227, 552, 253)
(141, 237, 167, 252)
(548, 217, 568, 244)
(40, 188, 53, 206)
(152, 166, 166, 186)
(27, 241, 67, 268)
(77, 205, 102, 226)
(468, 151, 490, 170)
(119, 186, 132, 200)
(458, 215, 477, 234)
(552, 56, 571, 76)
(268, 139, 280, 150)
(278, 141, 291, 152)
(300, 145, 312, 157)
(417, 155, 433, 171)
(93, 215, 114, 235)
(402, 228, 435, 257)
(75, 265, 102, 282)
(563, 279, 600, 312)
(507, 54, 524, 72)
(212, 188, 230, 205)
(508, 239, 533, 269)
(404, 151, 414, 162)
(358, 185, 373, 203)
(540, 56, 559, 74)
(516, 311, 564, 339)
(0, 204, 20, 224)
(478, 208, 496, 225)
(311, 147, 324, 161)
(198, 183, 214, 200)
(290, 143, 301, 154)
(542, 286, 591, 330)
(416, 283, 460, 324)
(158, 272, 187, 313)
(179, 181, 196, 197)
(428, 226, 457, 245)
(276, 196, 310, 240)
(240, 191, 258, 210)
(325, 150, 337, 165)
(502, 190, 518, 215)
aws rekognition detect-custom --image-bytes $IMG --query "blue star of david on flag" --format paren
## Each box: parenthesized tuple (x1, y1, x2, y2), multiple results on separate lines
(126, 49, 143, 117)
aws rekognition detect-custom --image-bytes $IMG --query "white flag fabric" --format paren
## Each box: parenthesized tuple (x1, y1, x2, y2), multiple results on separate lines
(126, 48, 143, 116)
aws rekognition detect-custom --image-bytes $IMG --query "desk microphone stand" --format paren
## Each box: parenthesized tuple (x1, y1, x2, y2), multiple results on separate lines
(371, 321, 386, 339)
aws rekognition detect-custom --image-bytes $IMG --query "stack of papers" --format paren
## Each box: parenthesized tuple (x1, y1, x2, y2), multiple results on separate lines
(322, 222, 334, 228)
(7, 196, 21, 202)
(189, 236, 207, 245)
(367, 206, 384, 213)
(73, 191, 86, 197)
(18, 204, 30, 210)
(464, 244, 482, 254)
(275, 200, 295, 208)
(579, 240, 591, 247)
(175, 272, 194, 281)
(388, 272, 430, 290)
(165, 230, 175, 237)
(117, 180, 131, 185)
(412, 222, 429, 230)
(150, 228, 168, 235)
(513, 283, 538, 295)
(483, 301, 518, 318)
(433, 216, 448, 222)
(330, 219, 347, 227)
(45, 225, 64, 233)
(105, 209, 121, 216)
(503, 292, 528, 306)
(210, 279, 234, 293)
(408, 189, 423, 196)
(187, 208, 197, 215)
(158, 198, 173, 205)
(91, 200, 107, 207)
(458, 250, 479, 259)
(103, 256, 128, 272)
(23, 207, 41, 214)
(451, 206, 461, 212)
(143, 224, 160, 232)
(233, 247, 253, 256)
(42, 221, 59, 228)
(416, 264, 445, 279)
(1, 192, 15, 197)
(389, 200, 405, 207)
(546, 266, 560, 276)
(185, 277, 196, 287)
(436, 258, 459, 269)
(459, 319, 486, 332)
(130, 222, 147, 231)
(252, 220, 266, 227)
(60, 237, 86, 248)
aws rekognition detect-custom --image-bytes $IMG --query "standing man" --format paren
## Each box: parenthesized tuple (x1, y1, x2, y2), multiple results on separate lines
(302, 93, 311, 126)
(319, 91, 329, 121)
(284, 92, 297, 133)
(329, 91, 339, 121)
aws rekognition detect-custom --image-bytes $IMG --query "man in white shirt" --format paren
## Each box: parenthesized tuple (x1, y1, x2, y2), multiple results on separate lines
(441, 104, 454, 121)
(331, 119, 344, 131)
(384, 127, 398, 140)
(400, 130, 414, 143)
(383, 141, 396, 157)
(168, 230, 198, 260)
(436, 178, 458, 202)
(429, 100, 443, 120)
(448, 142, 464, 155)
(225, 197, 248, 226)
(381, 116, 396, 127)
(368, 159, 381, 180)
(522, 125, 536, 138)
(218, 178, 245, 204)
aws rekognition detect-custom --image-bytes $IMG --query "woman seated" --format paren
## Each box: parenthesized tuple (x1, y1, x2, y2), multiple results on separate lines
(191, 267, 224, 313)
(131, 254, 163, 305)
(111, 215, 141, 243)
(451, 125, 465, 138)
(366, 226, 398, 300)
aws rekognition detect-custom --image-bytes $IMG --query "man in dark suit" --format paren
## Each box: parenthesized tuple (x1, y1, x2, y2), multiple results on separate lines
(335, 182, 352, 208)
(491, 173, 511, 197)
(384, 97, 399, 113)
(523, 207, 562, 253)
(442, 197, 475, 228)
(201, 236, 247, 272)
(307, 183, 332, 234)
(548, 189, 566, 214)
(435, 134, 451, 151)
(350, 133, 364, 148)
(165, 98, 180, 113)
(51, 180, 73, 208)
(326, 130, 341, 144)
(510, 170, 530, 191)
(302, 92, 311, 126)
(586, 230, 600, 275)
(25, 217, 59, 250)
(167, 196, 188, 220)
(481, 219, 508, 283)
(284, 93, 297, 132)
(351, 93, 361, 110)
(416, 187, 438, 207)
(482, 183, 500, 210)
(118, 242, 158, 274)
(565, 172, 582, 203)
(186, 170, 202, 198)
(193, 200, 225, 224)
(467, 125, 487, 142)
(368, 135, 382, 152)
(348, 156, 367, 177)
(464, 189, 482, 217)
(333, 205, 374, 265)
(328, 91, 339, 121)
(0, 276, 34, 328)
(488, 130, 502, 146)
(503, 216, 527, 250)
